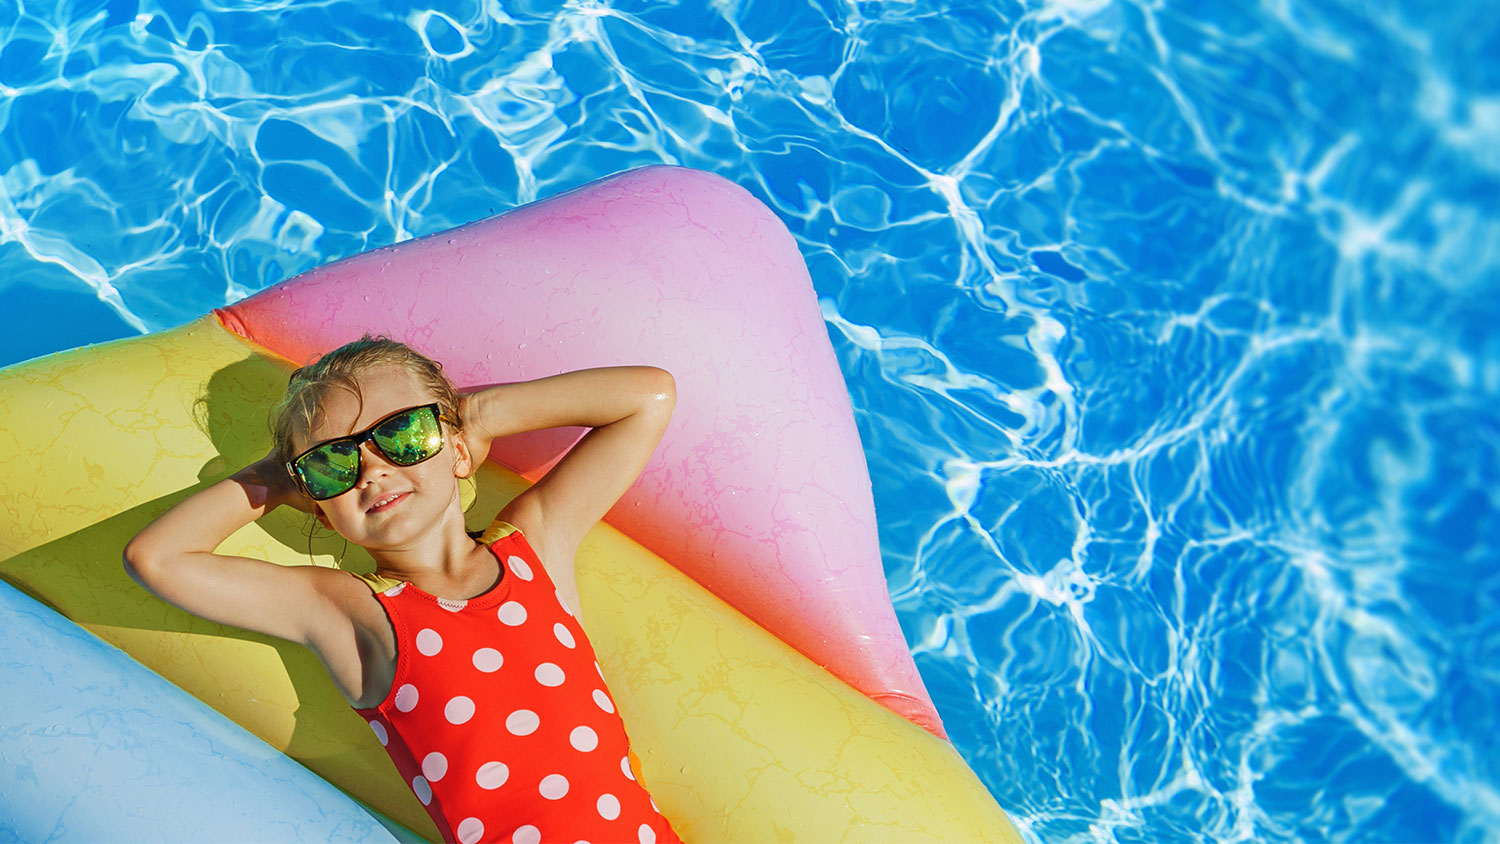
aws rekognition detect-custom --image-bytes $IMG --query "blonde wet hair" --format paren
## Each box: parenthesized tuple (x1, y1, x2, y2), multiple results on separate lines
(269, 334, 466, 471)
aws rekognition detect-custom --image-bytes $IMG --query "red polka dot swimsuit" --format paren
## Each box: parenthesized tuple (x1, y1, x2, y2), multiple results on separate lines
(351, 523, 681, 844)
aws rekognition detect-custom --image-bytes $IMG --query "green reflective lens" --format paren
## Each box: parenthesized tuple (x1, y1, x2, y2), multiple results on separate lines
(372, 406, 443, 466)
(299, 441, 361, 500)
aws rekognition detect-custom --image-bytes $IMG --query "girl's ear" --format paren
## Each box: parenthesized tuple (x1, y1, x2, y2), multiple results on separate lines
(452, 430, 475, 478)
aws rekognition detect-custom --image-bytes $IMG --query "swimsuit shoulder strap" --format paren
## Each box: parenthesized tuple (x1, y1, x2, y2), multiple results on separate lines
(479, 518, 521, 545)
(348, 570, 405, 594)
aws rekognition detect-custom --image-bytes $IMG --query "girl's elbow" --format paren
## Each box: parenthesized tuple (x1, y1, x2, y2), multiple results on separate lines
(122, 533, 169, 577)
(647, 367, 676, 408)
(122, 535, 151, 572)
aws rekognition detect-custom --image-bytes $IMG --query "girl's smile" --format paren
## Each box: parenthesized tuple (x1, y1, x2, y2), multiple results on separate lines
(366, 491, 409, 513)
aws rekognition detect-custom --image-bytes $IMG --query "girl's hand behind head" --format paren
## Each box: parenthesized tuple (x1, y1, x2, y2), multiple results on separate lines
(456, 392, 495, 477)
(234, 448, 319, 515)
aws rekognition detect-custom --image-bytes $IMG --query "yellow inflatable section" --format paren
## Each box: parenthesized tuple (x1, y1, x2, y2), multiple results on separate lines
(0, 314, 1021, 842)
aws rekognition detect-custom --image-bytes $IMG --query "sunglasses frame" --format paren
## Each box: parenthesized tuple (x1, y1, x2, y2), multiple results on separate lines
(285, 402, 456, 501)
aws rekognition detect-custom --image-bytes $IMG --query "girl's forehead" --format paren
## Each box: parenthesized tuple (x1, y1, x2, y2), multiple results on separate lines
(299, 366, 436, 443)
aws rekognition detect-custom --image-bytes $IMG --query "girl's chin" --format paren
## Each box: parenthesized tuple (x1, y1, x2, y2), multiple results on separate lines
(357, 502, 444, 539)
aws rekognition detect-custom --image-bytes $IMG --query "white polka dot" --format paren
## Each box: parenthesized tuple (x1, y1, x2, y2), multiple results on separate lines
(650, 796, 659, 812)
(595, 661, 604, 679)
(422, 751, 448, 782)
(557, 589, 574, 616)
(638, 824, 656, 844)
(593, 689, 614, 713)
(554, 623, 575, 648)
(507, 709, 540, 736)
(473, 647, 504, 672)
(412, 775, 432, 805)
(476, 761, 509, 790)
(395, 684, 419, 712)
(383, 582, 407, 597)
(416, 628, 443, 656)
(512, 825, 541, 844)
(570, 726, 598, 751)
(621, 756, 635, 780)
(539, 773, 569, 800)
(508, 555, 534, 581)
(456, 818, 484, 844)
(597, 793, 620, 820)
(498, 601, 527, 625)
(368, 720, 388, 746)
(535, 662, 565, 687)
(446, 696, 476, 725)
(438, 597, 469, 612)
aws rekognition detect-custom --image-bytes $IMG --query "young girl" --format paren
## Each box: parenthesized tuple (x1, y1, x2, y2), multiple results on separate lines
(123, 335, 682, 844)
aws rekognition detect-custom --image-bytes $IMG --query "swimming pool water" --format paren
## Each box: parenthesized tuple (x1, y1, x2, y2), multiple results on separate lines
(2, 1, 1497, 841)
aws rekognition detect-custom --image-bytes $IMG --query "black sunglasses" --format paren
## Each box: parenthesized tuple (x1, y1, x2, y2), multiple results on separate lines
(285, 403, 455, 500)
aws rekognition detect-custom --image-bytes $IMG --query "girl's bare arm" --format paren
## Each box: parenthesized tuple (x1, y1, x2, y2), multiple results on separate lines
(122, 453, 339, 647)
(459, 366, 676, 566)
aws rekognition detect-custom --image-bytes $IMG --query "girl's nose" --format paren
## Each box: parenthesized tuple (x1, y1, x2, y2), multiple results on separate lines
(357, 439, 395, 481)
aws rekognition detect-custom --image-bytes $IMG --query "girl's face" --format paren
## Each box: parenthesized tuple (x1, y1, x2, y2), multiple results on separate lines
(291, 363, 472, 548)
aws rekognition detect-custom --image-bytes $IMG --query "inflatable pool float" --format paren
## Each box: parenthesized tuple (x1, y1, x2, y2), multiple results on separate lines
(0, 166, 1021, 842)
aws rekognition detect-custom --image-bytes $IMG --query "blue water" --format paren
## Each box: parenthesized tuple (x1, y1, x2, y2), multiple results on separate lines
(3, 1, 1497, 841)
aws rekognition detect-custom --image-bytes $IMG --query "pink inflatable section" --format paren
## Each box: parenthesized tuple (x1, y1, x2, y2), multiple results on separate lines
(216, 165, 944, 737)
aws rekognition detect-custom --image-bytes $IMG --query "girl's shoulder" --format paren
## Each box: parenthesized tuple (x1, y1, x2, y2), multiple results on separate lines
(476, 507, 580, 613)
(480, 518, 549, 576)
